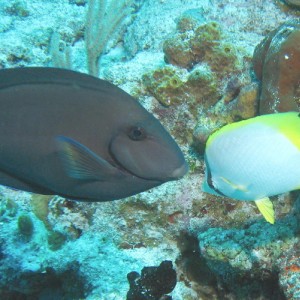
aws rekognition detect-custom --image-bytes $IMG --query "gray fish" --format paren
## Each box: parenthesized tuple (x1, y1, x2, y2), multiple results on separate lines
(0, 67, 188, 201)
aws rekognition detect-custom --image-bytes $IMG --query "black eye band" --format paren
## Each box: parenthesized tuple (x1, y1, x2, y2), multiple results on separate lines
(205, 155, 226, 196)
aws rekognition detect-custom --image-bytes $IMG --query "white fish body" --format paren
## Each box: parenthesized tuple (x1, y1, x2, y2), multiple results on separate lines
(203, 112, 300, 224)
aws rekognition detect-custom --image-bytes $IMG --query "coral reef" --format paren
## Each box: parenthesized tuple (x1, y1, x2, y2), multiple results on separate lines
(278, 241, 300, 299)
(163, 19, 240, 74)
(253, 20, 300, 114)
(283, 0, 300, 9)
(4, 0, 29, 17)
(126, 260, 177, 300)
(31, 195, 89, 243)
(144, 16, 245, 111)
(142, 10, 253, 151)
(175, 233, 219, 299)
(142, 66, 186, 107)
(197, 212, 299, 299)
(0, 186, 185, 299)
(193, 18, 300, 150)
(1, 0, 300, 299)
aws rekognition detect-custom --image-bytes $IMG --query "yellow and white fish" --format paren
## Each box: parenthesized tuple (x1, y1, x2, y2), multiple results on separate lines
(202, 112, 300, 224)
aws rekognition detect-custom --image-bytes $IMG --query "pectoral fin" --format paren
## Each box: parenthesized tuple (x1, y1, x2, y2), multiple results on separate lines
(255, 197, 275, 224)
(220, 177, 248, 192)
(56, 135, 118, 181)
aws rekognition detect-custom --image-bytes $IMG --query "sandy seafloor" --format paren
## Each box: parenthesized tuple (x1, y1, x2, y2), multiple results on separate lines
(0, 0, 300, 299)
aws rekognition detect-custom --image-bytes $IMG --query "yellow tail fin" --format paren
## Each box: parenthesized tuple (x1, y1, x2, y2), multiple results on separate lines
(255, 197, 275, 224)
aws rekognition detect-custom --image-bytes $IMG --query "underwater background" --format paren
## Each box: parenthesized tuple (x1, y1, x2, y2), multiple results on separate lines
(0, 0, 300, 299)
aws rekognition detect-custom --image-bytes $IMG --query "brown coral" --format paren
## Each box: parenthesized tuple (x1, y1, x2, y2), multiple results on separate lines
(253, 20, 300, 114)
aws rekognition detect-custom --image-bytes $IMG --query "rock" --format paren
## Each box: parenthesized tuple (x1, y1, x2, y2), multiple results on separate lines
(197, 215, 299, 299)
(126, 260, 177, 300)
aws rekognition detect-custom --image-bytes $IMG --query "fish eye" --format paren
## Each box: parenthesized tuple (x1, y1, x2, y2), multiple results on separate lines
(128, 126, 146, 141)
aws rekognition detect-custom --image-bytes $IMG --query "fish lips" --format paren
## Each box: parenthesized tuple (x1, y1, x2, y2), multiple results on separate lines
(109, 134, 188, 182)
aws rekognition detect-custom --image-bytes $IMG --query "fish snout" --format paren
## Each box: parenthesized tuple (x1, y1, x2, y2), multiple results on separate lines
(110, 128, 189, 182)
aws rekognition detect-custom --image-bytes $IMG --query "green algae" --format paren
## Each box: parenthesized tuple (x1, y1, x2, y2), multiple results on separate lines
(48, 231, 67, 251)
(18, 214, 34, 238)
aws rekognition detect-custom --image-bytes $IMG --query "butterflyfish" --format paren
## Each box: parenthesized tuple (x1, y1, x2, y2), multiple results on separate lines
(203, 112, 300, 224)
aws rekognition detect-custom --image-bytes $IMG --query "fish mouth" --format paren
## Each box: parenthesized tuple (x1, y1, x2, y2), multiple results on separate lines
(168, 162, 189, 180)
(109, 152, 163, 182)
(109, 150, 188, 182)
(119, 163, 164, 182)
(111, 154, 188, 183)
(109, 138, 188, 182)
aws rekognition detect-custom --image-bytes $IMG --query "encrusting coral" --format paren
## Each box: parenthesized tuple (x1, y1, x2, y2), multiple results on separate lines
(142, 65, 220, 110)
(142, 9, 252, 151)
(144, 12, 243, 111)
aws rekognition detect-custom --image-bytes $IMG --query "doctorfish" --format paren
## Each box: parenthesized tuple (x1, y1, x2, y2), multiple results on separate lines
(203, 112, 300, 224)
(0, 67, 188, 201)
